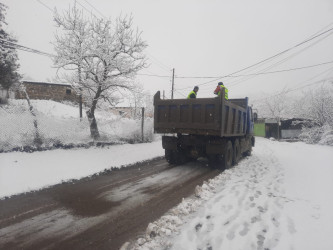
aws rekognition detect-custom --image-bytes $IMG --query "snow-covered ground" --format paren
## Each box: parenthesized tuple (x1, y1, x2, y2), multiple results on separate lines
(0, 141, 164, 198)
(131, 137, 333, 250)
(0, 99, 154, 151)
(1, 126, 333, 250)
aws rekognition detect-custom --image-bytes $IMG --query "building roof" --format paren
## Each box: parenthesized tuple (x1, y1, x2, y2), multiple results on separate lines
(22, 80, 71, 87)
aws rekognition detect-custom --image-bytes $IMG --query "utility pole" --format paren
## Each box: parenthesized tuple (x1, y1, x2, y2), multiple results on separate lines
(277, 116, 280, 140)
(141, 107, 145, 142)
(79, 93, 82, 119)
(171, 68, 175, 99)
(78, 65, 83, 120)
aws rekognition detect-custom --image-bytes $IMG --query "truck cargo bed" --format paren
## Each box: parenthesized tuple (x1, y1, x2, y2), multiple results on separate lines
(154, 91, 249, 137)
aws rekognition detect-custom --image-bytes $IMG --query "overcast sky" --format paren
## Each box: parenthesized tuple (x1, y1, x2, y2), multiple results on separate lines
(2, 0, 333, 103)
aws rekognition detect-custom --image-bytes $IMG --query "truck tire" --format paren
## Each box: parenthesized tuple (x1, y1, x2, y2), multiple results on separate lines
(207, 154, 219, 168)
(165, 149, 188, 165)
(233, 139, 241, 165)
(244, 145, 252, 156)
(165, 149, 177, 164)
(222, 140, 233, 169)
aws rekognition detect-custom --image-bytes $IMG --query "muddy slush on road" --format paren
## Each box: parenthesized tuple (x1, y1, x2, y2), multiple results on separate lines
(0, 157, 220, 250)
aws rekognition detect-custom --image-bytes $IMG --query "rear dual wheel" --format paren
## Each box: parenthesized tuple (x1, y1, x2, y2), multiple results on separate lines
(165, 149, 189, 165)
(222, 140, 233, 169)
(208, 140, 233, 169)
(233, 139, 241, 165)
(165, 149, 177, 164)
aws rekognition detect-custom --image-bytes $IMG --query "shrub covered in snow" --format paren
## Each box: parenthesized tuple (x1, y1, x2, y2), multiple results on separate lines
(299, 124, 333, 146)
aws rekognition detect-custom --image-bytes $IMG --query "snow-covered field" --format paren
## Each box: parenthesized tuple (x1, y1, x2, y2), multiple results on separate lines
(0, 99, 154, 151)
(131, 137, 333, 250)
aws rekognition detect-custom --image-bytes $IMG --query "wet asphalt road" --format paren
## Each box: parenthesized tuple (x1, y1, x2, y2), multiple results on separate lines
(0, 157, 221, 250)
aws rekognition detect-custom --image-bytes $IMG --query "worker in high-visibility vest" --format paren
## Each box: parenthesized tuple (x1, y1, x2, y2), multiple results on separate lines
(214, 82, 229, 100)
(187, 86, 199, 99)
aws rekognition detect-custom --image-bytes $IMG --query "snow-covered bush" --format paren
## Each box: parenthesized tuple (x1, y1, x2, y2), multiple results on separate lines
(319, 124, 333, 146)
(294, 84, 333, 146)
(299, 124, 333, 146)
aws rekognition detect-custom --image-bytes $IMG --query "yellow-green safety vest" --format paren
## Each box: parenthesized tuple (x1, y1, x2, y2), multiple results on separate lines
(218, 85, 229, 100)
(187, 90, 197, 99)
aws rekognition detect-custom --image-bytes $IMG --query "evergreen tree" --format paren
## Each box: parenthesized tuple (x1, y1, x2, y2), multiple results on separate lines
(0, 3, 21, 94)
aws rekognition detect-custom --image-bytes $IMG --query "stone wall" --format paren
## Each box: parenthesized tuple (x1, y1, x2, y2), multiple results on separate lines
(16, 81, 80, 103)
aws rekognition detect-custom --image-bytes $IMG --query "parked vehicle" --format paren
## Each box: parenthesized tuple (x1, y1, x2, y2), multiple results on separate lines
(153, 89, 255, 168)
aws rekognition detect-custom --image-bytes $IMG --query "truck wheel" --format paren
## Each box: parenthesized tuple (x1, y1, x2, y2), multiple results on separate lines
(165, 149, 176, 164)
(165, 149, 188, 164)
(222, 140, 233, 169)
(208, 154, 218, 168)
(233, 139, 241, 165)
(244, 145, 252, 156)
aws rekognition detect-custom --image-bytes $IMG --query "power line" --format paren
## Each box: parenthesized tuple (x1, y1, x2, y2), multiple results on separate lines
(146, 53, 172, 73)
(138, 60, 333, 79)
(76, 0, 173, 74)
(175, 25, 333, 91)
(251, 67, 333, 102)
(252, 77, 333, 103)
(169, 60, 333, 79)
(0, 38, 55, 57)
(233, 60, 333, 76)
(228, 30, 333, 88)
(36, 0, 53, 12)
(285, 65, 333, 91)
(36, 0, 172, 77)
(137, 73, 170, 78)
(81, 0, 106, 18)
(137, 60, 333, 95)
(75, 0, 99, 19)
(174, 89, 186, 98)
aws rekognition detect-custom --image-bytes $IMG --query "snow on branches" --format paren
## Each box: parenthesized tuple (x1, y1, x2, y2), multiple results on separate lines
(53, 5, 147, 139)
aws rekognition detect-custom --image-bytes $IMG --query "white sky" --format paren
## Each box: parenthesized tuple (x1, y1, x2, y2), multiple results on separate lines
(2, 0, 333, 102)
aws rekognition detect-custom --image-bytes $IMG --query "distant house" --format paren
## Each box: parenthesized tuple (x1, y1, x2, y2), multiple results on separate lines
(15, 81, 80, 103)
(280, 118, 308, 139)
(253, 118, 266, 137)
(264, 118, 280, 139)
(254, 118, 308, 139)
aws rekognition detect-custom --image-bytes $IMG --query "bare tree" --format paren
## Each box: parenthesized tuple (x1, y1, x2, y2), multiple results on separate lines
(255, 90, 289, 119)
(127, 84, 146, 119)
(53, 5, 147, 139)
(254, 90, 289, 139)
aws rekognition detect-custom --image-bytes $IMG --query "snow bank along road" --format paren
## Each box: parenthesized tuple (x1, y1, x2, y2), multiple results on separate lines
(0, 157, 220, 250)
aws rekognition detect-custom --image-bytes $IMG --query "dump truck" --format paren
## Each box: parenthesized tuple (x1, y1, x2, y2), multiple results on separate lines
(153, 88, 255, 168)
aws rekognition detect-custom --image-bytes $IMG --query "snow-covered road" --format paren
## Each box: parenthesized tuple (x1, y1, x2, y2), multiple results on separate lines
(1, 137, 332, 250)
(133, 137, 333, 250)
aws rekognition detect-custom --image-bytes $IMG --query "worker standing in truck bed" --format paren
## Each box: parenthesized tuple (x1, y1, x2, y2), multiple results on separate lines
(214, 82, 229, 100)
(187, 86, 199, 99)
